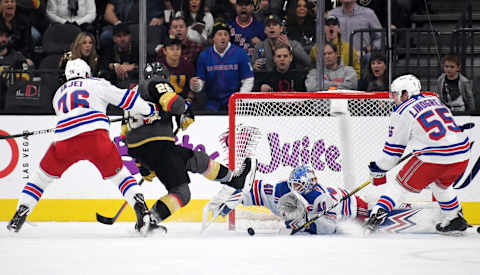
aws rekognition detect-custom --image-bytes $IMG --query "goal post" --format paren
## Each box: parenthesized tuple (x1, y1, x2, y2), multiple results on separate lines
(226, 91, 397, 230)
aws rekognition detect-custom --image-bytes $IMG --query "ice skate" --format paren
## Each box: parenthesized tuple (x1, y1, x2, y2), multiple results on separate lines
(133, 194, 152, 234)
(364, 208, 388, 233)
(436, 210, 468, 235)
(7, 205, 30, 233)
(148, 204, 168, 235)
(224, 158, 257, 192)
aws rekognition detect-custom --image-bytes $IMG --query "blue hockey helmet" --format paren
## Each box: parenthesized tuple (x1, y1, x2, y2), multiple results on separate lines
(287, 165, 317, 195)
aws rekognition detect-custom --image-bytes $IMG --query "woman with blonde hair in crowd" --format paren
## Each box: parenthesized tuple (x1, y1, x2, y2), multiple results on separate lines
(57, 31, 98, 85)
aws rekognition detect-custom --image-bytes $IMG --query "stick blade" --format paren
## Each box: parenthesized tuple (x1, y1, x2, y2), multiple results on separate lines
(96, 213, 115, 225)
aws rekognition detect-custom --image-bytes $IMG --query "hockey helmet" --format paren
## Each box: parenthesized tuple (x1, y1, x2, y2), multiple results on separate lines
(390, 74, 421, 98)
(288, 165, 317, 195)
(144, 62, 170, 82)
(65, 58, 91, 80)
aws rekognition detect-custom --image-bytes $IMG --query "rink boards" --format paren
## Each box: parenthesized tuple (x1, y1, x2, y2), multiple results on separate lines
(1, 115, 479, 224)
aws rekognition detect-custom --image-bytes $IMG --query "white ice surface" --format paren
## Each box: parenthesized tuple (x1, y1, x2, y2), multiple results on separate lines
(1, 221, 479, 275)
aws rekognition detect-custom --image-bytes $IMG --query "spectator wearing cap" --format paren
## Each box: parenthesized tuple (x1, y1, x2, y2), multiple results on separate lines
(101, 22, 139, 85)
(358, 50, 388, 92)
(305, 41, 357, 91)
(46, 0, 97, 34)
(191, 22, 254, 112)
(310, 15, 360, 79)
(158, 37, 198, 109)
(252, 14, 311, 72)
(0, 25, 30, 109)
(157, 16, 204, 65)
(57, 31, 99, 86)
(227, 0, 266, 59)
(0, 0, 34, 65)
(254, 44, 306, 92)
(328, 0, 382, 54)
(286, 0, 316, 54)
(175, 0, 214, 45)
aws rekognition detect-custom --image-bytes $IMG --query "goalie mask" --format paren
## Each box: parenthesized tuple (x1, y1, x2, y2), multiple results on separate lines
(288, 165, 317, 195)
(144, 62, 170, 82)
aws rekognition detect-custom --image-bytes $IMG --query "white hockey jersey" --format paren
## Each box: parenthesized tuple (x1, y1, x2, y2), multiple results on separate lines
(242, 179, 363, 234)
(52, 78, 153, 141)
(377, 94, 470, 170)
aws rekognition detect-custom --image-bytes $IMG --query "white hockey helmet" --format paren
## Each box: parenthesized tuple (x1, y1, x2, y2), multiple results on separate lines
(287, 165, 317, 195)
(390, 74, 421, 98)
(65, 58, 91, 80)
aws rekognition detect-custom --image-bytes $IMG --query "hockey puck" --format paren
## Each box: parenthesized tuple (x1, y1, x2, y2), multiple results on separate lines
(247, 227, 255, 236)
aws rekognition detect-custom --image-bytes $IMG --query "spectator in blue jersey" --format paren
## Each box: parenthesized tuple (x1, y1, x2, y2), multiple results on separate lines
(227, 0, 266, 58)
(191, 22, 254, 112)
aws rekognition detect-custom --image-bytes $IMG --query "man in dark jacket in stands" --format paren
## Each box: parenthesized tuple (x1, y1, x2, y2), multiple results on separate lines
(254, 44, 306, 92)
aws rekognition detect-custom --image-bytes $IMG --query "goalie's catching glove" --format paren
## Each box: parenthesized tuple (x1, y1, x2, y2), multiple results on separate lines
(180, 101, 194, 130)
(368, 161, 387, 186)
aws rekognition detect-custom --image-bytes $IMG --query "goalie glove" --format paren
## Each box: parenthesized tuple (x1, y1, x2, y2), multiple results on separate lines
(368, 161, 387, 186)
(278, 192, 307, 223)
(180, 101, 195, 131)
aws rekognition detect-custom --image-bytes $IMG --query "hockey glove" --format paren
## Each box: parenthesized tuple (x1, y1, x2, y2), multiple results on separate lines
(143, 102, 166, 125)
(180, 101, 194, 131)
(368, 161, 387, 186)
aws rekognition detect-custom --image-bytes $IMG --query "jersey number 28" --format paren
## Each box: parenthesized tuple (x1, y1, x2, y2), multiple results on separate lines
(417, 107, 461, 140)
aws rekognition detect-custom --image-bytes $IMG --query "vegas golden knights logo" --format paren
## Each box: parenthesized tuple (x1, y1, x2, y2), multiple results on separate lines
(169, 75, 187, 93)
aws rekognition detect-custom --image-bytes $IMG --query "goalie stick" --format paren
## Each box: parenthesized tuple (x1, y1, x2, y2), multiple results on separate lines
(96, 178, 144, 225)
(0, 117, 124, 139)
(290, 179, 371, 235)
(291, 122, 475, 235)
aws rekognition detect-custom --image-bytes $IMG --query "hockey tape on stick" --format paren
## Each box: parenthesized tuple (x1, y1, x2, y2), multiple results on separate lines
(96, 178, 144, 225)
(0, 117, 124, 139)
(290, 180, 371, 235)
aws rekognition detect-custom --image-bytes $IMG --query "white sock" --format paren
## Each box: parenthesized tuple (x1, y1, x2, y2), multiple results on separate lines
(107, 167, 142, 208)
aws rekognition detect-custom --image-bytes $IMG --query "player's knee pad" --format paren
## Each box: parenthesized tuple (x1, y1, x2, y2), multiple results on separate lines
(186, 150, 210, 174)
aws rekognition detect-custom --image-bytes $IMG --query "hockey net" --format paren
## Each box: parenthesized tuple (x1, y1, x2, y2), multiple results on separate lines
(227, 91, 397, 231)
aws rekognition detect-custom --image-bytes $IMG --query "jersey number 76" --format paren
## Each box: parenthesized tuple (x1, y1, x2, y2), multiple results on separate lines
(417, 107, 461, 140)
(57, 90, 90, 113)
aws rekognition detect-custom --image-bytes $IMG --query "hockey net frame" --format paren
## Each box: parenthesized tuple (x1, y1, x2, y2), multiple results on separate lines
(226, 91, 401, 231)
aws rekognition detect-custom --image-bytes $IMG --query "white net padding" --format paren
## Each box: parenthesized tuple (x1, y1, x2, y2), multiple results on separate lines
(227, 92, 396, 231)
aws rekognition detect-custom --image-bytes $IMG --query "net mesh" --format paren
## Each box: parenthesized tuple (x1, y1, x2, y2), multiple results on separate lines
(228, 92, 395, 230)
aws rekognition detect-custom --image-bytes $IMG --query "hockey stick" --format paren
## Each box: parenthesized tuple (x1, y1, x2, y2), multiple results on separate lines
(290, 179, 371, 235)
(0, 117, 124, 139)
(96, 178, 145, 225)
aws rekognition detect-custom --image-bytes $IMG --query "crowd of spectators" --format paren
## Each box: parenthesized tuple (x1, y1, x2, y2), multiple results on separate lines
(0, 0, 477, 114)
